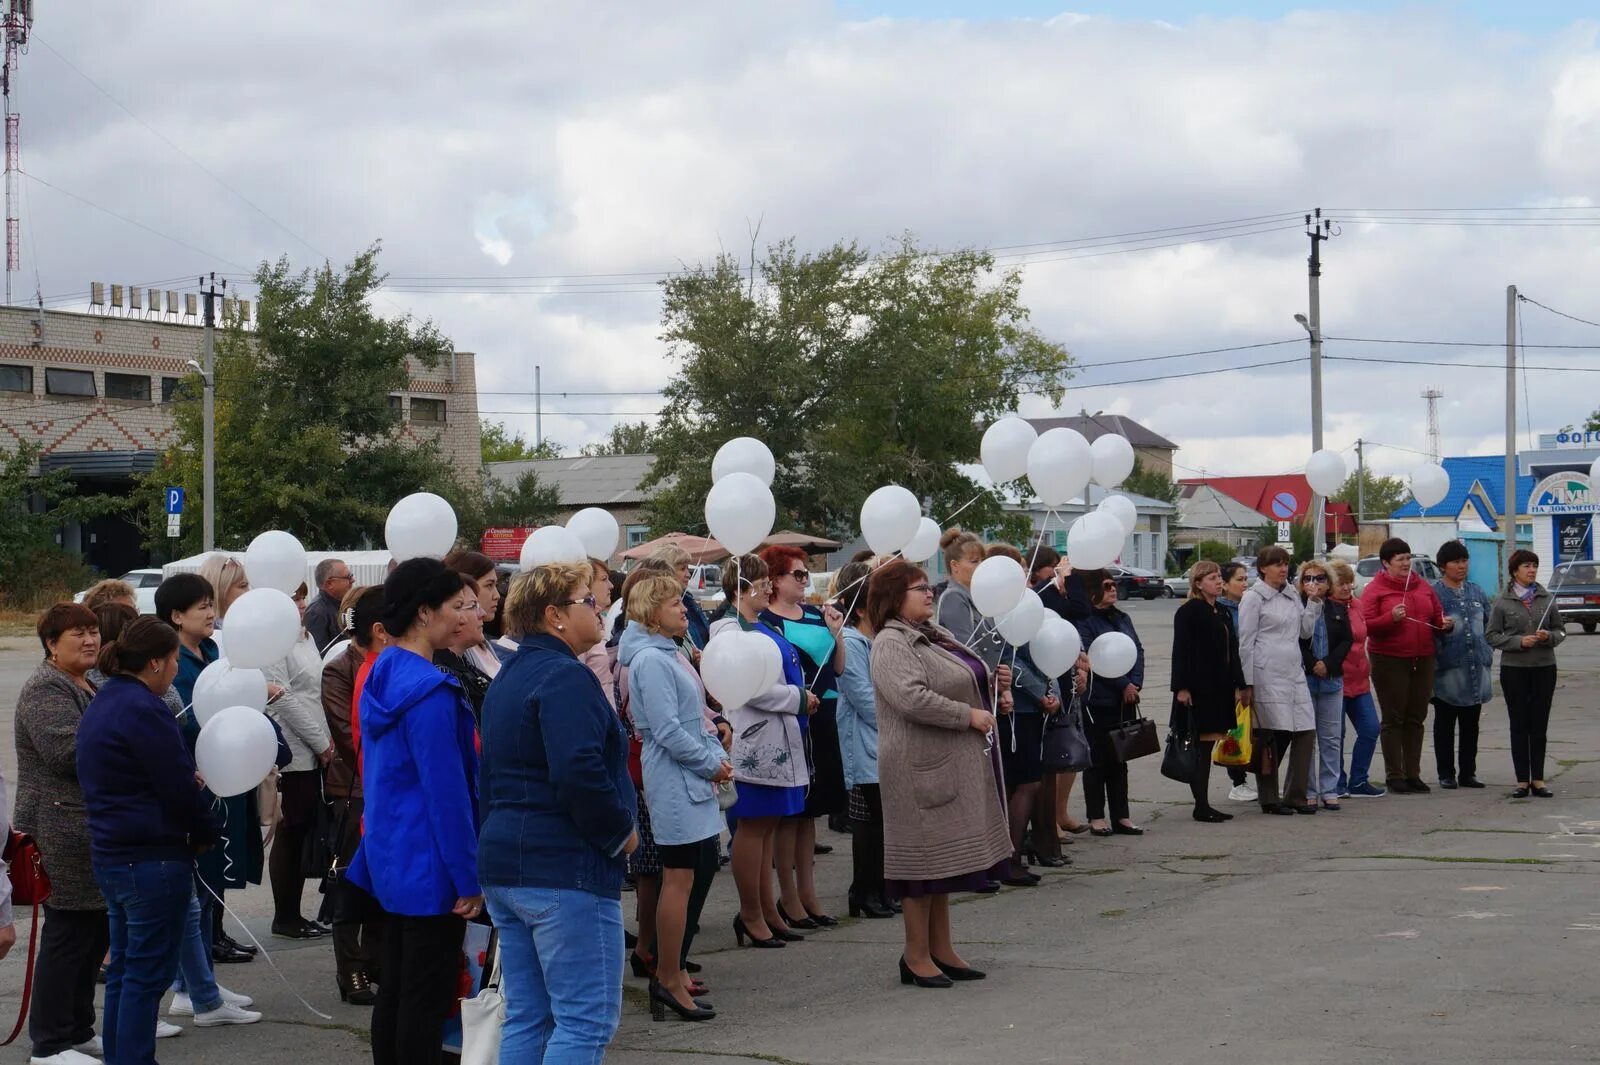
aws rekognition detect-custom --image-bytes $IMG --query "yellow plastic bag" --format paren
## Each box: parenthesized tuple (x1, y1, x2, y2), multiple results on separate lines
(1212, 702, 1252, 766)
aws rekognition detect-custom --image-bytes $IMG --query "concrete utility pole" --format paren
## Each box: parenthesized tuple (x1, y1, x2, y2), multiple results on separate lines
(1297, 209, 1334, 549)
(534, 364, 542, 449)
(200, 274, 225, 552)
(1505, 284, 1518, 577)
(1355, 438, 1365, 524)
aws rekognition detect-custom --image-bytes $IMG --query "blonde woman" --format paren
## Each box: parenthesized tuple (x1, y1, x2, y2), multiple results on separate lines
(649, 543, 712, 650)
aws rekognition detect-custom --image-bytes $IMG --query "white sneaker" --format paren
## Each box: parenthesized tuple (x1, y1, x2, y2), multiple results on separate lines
(193, 1002, 262, 1027)
(155, 1021, 183, 1039)
(173, 986, 253, 1015)
(1228, 782, 1258, 803)
(71, 1037, 103, 1056)
(28, 1051, 101, 1065)
(218, 984, 254, 1008)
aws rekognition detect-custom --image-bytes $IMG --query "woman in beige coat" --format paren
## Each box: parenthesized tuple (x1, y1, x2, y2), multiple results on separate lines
(868, 559, 1011, 990)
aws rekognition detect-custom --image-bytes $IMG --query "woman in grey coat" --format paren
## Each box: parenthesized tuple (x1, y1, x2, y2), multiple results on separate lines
(1238, 547, 1322, 816)
(1485, 549, 1566, 798)
(14, 602, 105, 1061)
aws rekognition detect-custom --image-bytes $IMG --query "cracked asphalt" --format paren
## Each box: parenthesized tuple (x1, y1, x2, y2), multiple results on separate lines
(5, 598, 1599, 1064)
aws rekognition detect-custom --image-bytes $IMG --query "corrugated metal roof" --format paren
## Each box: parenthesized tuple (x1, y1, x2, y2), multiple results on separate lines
(1391, 455, 1536, 523)
(486, 453, 658, 507)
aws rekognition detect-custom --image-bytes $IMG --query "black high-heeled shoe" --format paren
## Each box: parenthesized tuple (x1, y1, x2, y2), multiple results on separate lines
(628, 952, 655, 978)
(805, 909, 838, 927)
(1020, 849, 1069, 868)
(848, 892, 894, 918)
(684, 960, 702, 974)
(1088, 825, 1114, 837)
(931, 956, 986, 981)
(899, 956, 953, 988)
(1111, 822, 1144, 836)
(777, 903, 819, 930)
(648, 979, 715, 1022)
(731, 916, 786, 949)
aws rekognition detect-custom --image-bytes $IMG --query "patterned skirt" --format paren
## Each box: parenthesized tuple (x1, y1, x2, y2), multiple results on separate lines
(627, 792, 661, 877)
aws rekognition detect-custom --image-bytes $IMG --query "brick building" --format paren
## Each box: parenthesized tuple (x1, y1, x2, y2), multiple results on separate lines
(0, 302, 480, 576)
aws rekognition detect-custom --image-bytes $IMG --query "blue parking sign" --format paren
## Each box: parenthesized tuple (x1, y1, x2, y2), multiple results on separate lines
(165, 487, 185, 515)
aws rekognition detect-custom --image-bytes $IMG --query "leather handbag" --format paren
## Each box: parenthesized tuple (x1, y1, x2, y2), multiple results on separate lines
(1041, 695, 1094, 773)
(1160, 726, 1208, 784)
(458, 932, 504, 1065)
(315, 799, 382, 927)
(1101, 717, 1160, 763)
(3, 829, 50, 1047)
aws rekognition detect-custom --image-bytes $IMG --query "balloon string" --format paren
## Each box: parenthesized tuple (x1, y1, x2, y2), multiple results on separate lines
(195, 871, 334, 1021)
(1534, 512, 1594, 631)
(939, 491, 985, 528)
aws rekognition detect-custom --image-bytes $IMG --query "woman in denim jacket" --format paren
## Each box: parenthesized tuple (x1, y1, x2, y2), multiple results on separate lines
(1430, 540, 1494, 789)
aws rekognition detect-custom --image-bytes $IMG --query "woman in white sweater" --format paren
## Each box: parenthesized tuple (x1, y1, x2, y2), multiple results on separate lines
(263, 582, 335, 939)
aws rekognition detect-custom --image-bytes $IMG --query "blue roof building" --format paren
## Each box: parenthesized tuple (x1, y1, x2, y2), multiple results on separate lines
(1391, 455, 1534, 530)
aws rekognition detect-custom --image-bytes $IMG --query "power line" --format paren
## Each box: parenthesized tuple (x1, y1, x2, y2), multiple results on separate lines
(1325, 335, 1600, 350)
(1324, 354, 1600, 372)
(22, 171, 254, 271)
(1518, 293, 1600, 330)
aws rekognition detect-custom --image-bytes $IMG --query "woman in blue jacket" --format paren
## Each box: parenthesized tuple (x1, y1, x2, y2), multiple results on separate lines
(1073, 571, 1146, 837)
(832, 561, 894, 919)
(479, 561, 639, 1060)
(348, 558, 481, 1065)
(622, 573, 731, 1023)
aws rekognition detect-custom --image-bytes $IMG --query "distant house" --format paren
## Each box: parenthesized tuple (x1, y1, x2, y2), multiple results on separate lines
(485, 453, 658, 553)
(1178, 474, 1359, 545)
(1026, 413, 1178, 477)
(1173, 482, 1273, 553)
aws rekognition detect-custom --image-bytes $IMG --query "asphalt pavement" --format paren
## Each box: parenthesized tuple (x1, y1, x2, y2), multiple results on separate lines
(4, 598, 1599, 1063)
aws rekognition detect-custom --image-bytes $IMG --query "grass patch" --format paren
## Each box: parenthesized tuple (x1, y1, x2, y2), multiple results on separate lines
(1099, 908, 1127, 918)
(1357, 854, 1554, 865)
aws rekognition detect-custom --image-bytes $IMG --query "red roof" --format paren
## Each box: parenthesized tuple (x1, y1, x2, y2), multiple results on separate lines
(1180, 475, 1359, 536)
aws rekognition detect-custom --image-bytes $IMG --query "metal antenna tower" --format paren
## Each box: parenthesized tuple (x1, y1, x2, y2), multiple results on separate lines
(2, 0, 30, 306)
(1422, 386, 1443, 464)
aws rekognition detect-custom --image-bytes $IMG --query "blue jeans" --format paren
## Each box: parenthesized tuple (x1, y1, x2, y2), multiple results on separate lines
(483, 885, 623, 1065)
(169, 887, 223, 1012)
(1339, 693, 1381, 790)
(95, 860, 194, 1065)
(1310, 688, 1344, 800)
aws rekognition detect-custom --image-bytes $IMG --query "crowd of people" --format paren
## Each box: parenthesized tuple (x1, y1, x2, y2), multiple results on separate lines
(0, 532, 1570, 1064)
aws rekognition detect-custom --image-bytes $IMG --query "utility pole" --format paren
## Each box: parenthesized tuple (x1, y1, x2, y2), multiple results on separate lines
(200, 274, 225, 552)
(1355, 438, 1365, 524)
(534, 364, 542, 450)
(1422, 387, 1443, 464)
(1298, 209, 1334, 550)
(1505, 285, 1518, 578)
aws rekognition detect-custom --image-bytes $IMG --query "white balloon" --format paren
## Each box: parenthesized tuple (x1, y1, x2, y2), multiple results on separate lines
(706, 472, 776, 556)
(244, 531, 307, 595)
(1029, 617, 1084, 677)
(860, 485, 922, 556)
(1088, 630, 1138, 679)
(970, 555, 1026, 618)
(1096, 493, 1138, 537)
(701, 630, 767, 708)
(1066, 511, 1124, 570)
(566, 508, 621, 561)
(900, 517, 942, 564)
(385, 492, 458, 562)
(195, 706, 281, 798)
(1089, 433, 1136, 487)
(712, 437, 776, 487)
(995, 588, 1045, 646)
(520, 526, 588, 571)
(1304, 449, 1348, 496)
(1026, 428, 1093, 506)
(191, 660, 268, 727)
(321, 638, 351, 666)
(1410, 463, 1450, 510)
(222, 588, 301, 669)
(1591, 455, 1600, 487)
(980, 417, 1038, 484)
(752, 630, 784, 691)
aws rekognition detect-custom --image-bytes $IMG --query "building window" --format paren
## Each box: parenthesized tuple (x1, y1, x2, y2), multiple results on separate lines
(0, 363, 30, 393)
(160, 377, 182, 403)
(44, 368, 96, 397)
(410, 398, 446, 424)
(388, 395, 403, 417)
(626, 524, 650, 548)
(105, 372, 152, 401)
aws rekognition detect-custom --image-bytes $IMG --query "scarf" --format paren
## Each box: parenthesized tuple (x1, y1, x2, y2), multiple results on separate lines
(1514, 581, 1537, 607)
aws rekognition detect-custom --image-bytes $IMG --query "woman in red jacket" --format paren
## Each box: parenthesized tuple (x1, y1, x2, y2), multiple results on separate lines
(1358, 538, 1451, 794)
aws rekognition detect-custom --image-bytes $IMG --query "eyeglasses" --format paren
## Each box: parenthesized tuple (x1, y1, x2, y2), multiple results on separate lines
(739, 577, 773, 590)
(559, 595, 599, 611)
(1101, 580, 1117, 590)
(1302, 575, 1328, 584)
(786, 570, 810, 583)
(908, 583, 933, 594)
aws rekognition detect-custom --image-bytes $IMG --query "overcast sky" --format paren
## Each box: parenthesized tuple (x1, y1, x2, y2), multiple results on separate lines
(21, 2, 1600, 482)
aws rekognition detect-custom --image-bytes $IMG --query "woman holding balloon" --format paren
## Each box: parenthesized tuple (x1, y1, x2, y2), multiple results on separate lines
(1074, 572, 1146, 836)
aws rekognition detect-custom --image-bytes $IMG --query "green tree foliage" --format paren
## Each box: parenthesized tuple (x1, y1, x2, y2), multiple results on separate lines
(645, 237, 1072, 541)
(1191, 539, 1238, 566)
(482, 421, 563, 463)
(0, 444, 121, 607)
(141, 245, 472, 553)
(1333, 468, 1407, 522)
(482, 470, 562, 528)
(1123, 457, 1179, 505)
(580, 421, 654, 458)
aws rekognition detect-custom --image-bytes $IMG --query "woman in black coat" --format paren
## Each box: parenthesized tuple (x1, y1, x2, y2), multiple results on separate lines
(1170, 562, 1250, 822)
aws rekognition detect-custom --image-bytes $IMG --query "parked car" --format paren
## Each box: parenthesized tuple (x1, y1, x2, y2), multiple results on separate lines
(73, 569, 162, 615)
(688, 562, 724, 608)
(1549, 561, 1600, 634)
(1109, 565, 1165, 601)
(1164, 569, 1191, 598)
(1353, 554, 1440, 592)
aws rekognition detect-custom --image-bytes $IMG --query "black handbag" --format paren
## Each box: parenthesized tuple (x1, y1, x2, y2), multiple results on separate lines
(315, 797, 383, 927)
(1160, 726, 1208, 784)
(1041, 694, 1094, 773)
(1101, 717, 1160, 763)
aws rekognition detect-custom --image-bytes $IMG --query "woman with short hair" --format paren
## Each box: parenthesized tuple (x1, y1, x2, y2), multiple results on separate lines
(1239, 547, 1320, 815)
(83, 578, 137, 612)
(1074, 572, 1146, 836)
(650, 543, 712, 650)
(431, 574, 494, 721)
(1486, 549, 1565, 798)
(480, 561, 638, 1057)
(443, 550, 506, 674)
(1431, 539, 1493, 789)
(1360, 537, 1448, 793)
(1327, 561, 1384, 797)
(1170, 561, 1249, 821)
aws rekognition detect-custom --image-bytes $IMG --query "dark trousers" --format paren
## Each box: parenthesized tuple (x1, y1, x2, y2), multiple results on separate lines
(1256, 730, 1315, 808)
(1083, 760, 1130, 822)
(1432, 700, 1481, 780)
(269, 769, 322, 924)
(1027, 773, 1061, 861)
(1370, 652, 1435, 782)
(330, 796, 385, 985)
(850, 784, 887, 900)
(681, 836, 720, 965)
(1502, 665, 1558, 783)
(29, 905, 110, 1055)
(370, 913, 466, 1065)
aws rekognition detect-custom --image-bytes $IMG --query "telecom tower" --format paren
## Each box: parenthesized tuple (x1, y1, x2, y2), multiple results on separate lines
(1422, 386, 1443, 464)
(2, 0, 29, 306)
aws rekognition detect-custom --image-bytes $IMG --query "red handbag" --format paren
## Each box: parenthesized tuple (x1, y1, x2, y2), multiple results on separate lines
(3, 829, 51, 1047)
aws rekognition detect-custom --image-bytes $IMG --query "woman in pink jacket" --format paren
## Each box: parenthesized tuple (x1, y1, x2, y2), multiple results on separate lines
(1358, 538, 1450, 794)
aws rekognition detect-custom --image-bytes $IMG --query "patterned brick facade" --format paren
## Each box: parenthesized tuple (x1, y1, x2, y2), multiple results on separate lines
(0, 305, 480, 479)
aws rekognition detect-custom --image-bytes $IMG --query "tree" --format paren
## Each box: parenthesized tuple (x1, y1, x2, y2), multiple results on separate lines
(482, 470, 561, 528)
(1256, 519, 1316, 564)
(140, 244, 473, 553)
(482, 421, 563, 464)
(580, 421, 654, 457)
(644, 236, 1072, 541)
(1191, 540, 1238, 566)
(0, 444, 122, 608)
(1333, 468, 1407, 522)
(1123, 457, 1179, 505)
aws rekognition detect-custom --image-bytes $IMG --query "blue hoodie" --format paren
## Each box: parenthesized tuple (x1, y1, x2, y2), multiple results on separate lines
(620, 622, 726, 848)
(348, 646, 480, 916)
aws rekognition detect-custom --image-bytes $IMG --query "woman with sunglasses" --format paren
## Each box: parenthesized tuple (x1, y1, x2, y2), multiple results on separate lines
(1295, 561, 1350, 811)
(758, 544, 846, 929)
(1239, 547, 1321, 815)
